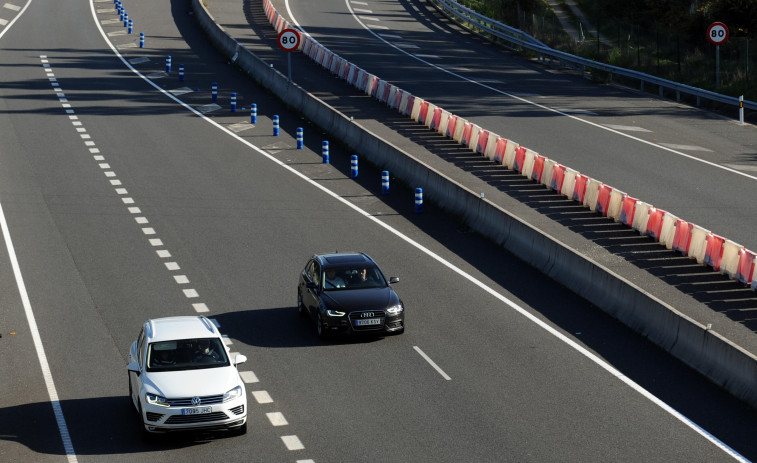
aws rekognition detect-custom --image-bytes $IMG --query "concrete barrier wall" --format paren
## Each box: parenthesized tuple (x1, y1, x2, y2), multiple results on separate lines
(192, 0, 757, 408)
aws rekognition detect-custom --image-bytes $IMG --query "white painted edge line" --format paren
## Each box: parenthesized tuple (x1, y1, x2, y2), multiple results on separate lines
(90, 1, 746, 460)
(413, 346, 451, 380)
(0, 202, 78, 463)
(0, 0, 29, 40)
(282, 2, 748, 461)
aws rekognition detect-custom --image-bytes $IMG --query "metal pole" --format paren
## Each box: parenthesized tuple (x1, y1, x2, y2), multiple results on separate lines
(716, 45, 720, 90)
(739, 95, 744, 125)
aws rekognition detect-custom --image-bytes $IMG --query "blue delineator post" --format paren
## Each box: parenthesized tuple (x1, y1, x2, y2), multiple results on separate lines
(415, 188, 423, 214)
(382, 171, 389, 195)
(322, 141, 329, 164)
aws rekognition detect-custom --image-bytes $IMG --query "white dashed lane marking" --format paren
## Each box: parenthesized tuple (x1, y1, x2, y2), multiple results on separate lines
(239, 371, 259, 383)
(252, 391, 273, 404)
(281, 435, 305, 451)
(266, 412, 288, 426)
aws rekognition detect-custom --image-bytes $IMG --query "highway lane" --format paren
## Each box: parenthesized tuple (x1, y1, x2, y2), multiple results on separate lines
(275, 0, 757, 251)
(0, 0, 755, 462)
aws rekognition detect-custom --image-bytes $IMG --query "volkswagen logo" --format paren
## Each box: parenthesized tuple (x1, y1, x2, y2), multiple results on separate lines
(191, 396, 201, 406)
(361, 312, 374, 318)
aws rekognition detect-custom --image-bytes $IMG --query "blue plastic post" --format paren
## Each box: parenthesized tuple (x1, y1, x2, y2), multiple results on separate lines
(322, 141, 329, 164)
(124, 13, 129, 27)
(231, 92, 237, 112)
(120, 9, 124, 21)
(382, 171, 390, 195)
(166, 56, 171, 73)
(128, 19, 133, 34)
(350, 155, 358, 178)
(211, 82, 218, 102)
(296, 128, 303, 149)
(139, 33, 145, 48)
(179, 64, 184, 82)
(273, 115, 280, 136)
(415, 188, 423, 214)
(250, 104, 257, 124)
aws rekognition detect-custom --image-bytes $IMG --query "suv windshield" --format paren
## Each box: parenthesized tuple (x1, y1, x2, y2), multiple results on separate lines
(323, 266, 387, 291)
(146, 338, 229, 372)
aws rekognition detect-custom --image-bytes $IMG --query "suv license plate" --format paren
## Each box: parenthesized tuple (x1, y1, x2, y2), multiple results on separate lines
(182, 407, 212, 415)
(355, 319, 382, 326)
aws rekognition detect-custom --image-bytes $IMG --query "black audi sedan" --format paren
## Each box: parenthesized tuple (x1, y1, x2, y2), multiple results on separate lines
(297, 252, 404, 338)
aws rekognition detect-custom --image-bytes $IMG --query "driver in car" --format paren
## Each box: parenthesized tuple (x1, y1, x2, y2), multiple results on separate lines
(324, 269, 346, 289)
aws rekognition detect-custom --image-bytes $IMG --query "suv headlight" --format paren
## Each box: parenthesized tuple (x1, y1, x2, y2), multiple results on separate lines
(145, 393, 169, 407)
(224, 386, 243, 402)
(326, 309, 345, 317)
(386, 304, 403, 315)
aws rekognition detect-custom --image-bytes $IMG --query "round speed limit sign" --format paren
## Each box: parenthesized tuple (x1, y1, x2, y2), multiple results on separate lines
(278, 28, 301, 52)
(707, 22, 729, 45)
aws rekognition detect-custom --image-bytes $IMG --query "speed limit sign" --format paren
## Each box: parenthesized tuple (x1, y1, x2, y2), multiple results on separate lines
(278, 28, 301, 52)
(707, 22, 729, 45)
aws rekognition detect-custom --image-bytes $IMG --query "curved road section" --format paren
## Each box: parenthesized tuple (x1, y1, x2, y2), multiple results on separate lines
(0, 0, 755, 462)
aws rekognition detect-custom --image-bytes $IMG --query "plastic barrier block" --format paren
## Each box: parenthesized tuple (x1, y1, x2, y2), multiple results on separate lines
(484, 133, 499, 161)
(607, 190, 624, 222)
(619, 195, 637, 227)
(646, 208, 665, 241)
(595, 184, 612, 216)
(461, 122, 474, 146)
(573, 173, 590, 203)
(521, 149, 536, 179)
(400, 93, 412, 115)
(672, 220, 693, 255)
(503, 141, 518, 169)
(493, 138, 508, 164)
(374, 80, 386, 101)
(418, 101, 430, 124)
(445, 115, 458, 139)
(704, 233, 726, 271)
(632, 201, 652, 235)
(424, 104, 437, 128)
(366, 75, 378, 95)
(438, 111, 451, 135)
(476, 130, 490, 155)
(737, 249, 756, 284)
(550, 164, 566, 192)
(430, 108, 443, 131)
(452, 118, 466, 142)
(410, 97, 423, 121)
(659, 213, 678, 249)
(584, 178, 601, 210)
(689, 225, 710, 264)
(721, 240, 742, 278)
(513, 146, 527, 173)
(531, 155, 546, 183)
(540, 159, 555, 188)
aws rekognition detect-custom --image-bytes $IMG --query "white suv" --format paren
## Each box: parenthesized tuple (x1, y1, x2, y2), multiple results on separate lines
(127, 316, 248, 438)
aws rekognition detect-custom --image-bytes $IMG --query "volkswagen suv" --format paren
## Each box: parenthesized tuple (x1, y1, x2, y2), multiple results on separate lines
(127, 316, 248, 438)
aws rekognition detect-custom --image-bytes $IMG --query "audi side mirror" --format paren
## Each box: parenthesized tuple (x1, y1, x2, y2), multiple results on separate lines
(389, 277, 399, 284)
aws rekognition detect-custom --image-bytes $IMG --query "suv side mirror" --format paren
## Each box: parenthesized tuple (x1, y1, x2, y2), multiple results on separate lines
(127, 361, 141, 376)
(389, 277, 399, 284)
(234, 354, 247, 366)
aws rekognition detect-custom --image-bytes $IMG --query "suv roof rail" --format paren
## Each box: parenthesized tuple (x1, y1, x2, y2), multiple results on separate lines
(199, 316, 217, 334)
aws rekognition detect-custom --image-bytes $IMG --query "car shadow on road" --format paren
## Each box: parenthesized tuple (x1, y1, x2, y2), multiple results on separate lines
(212, 307, 384, 348)
(0, 396, 240, 457)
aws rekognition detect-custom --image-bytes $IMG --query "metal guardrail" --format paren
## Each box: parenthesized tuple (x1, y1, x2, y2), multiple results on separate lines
(430, 0, 756, 118)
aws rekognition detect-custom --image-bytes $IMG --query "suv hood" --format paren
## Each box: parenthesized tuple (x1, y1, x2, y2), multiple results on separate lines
(145, 366, 241, 398)
(322, 287, 398, 312)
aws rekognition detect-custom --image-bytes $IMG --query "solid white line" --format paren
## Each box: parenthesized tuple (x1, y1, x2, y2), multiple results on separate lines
(91, 1, 747, 460)
(0, 202, 78, 463)
(281, 2, 748, 460)
(413, 346, 451, 380)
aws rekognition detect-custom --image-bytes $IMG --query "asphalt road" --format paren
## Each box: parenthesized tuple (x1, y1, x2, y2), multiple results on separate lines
(0, 1, 755, 462)
(273, 0, 757, 251)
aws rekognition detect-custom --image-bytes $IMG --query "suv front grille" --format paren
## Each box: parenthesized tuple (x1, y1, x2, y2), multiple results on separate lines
(165, 412, 229, 424)
(165, 394, 225, 407)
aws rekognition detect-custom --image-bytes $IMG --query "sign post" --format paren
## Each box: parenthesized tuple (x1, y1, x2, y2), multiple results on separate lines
(278, 28, 301, 82)
(707, 22, 729, 89)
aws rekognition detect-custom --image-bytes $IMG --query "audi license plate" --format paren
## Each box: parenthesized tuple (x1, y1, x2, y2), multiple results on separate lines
(182, 407, 212, 415)
(355, 318, 382, 326)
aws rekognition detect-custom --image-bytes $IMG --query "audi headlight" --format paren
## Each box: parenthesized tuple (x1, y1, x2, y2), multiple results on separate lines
(145, 393, 169, 407)
(386, 304, 403, 315)
(224, 386, 243, 402)
(326, 309, 345, 317)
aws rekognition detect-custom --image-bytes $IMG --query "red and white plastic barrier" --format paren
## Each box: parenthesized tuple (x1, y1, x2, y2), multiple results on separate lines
(260, 0, 757, 288)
